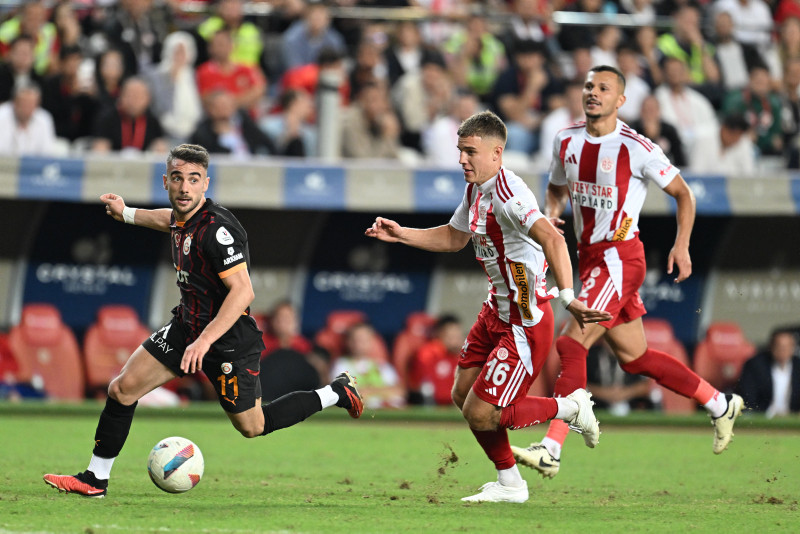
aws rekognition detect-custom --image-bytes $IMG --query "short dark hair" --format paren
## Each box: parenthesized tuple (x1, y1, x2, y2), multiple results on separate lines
(589, 64, 626, 92)
(434, 314, 460, 333)
(770, 327, 798, 348)
(167, 144, 210, 169)
(457, 110, 507, 144)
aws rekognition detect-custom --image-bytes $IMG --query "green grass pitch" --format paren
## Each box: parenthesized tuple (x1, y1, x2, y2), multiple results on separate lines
(0, 403, 798, 533)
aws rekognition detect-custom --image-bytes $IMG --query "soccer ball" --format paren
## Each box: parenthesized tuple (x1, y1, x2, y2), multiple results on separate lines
(147, 436, 204, 493)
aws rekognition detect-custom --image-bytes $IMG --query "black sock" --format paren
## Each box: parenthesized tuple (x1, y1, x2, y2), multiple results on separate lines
(260, 391, 323, 436)
(92, 397, 137, 458)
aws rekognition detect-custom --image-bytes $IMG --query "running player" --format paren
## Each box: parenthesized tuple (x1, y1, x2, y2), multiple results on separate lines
(511, 66, 744, 480)
(43, 144, 363, 498)
(366, 111, 612, 503)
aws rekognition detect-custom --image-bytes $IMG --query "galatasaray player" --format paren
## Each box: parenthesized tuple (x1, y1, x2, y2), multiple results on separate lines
(366, 111, 612, 503)
(511, 66, 744, 479)
(43, 144, 363, 498)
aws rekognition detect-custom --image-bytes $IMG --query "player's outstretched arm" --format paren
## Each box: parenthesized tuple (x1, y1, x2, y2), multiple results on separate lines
(544, 183, 570, 229)
(100, 193, 172, 233)
(365, 217, 470, 252)
(181, 268, 255, 374)
(529, 218, 612, 329)
(662, 175, 696, 283)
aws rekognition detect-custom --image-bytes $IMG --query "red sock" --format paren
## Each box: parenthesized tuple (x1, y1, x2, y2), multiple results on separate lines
(621, 348, 706, 400)
(552, 336, 589, 397)
(499, 397, 558, 430)
(470, 428, 515, 470)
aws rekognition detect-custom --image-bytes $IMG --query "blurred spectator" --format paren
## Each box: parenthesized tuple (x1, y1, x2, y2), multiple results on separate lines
(422, 88, 480, 167)
(281, 46, 350, 108)
(196, 0, 264, 69)
(196, 29, 267, 115)
(260, 88, 317, 157)
(655, 57, 720, 169)
(775, 0, 800, 26)
(385, 20, 425, 87)
(95, 48, 129, 110)
(91, 77, 167, 153)
(775, 17, 800, 85)
(41, 45, 97, 142)
(145, 31, 202, 144)
(391, 50, 452, 152)
(50, 1, 85, 69)
(490, 39, 556, 155)
(190, 89, 276, 157)
(500, 0, 557, 58)
(0, 35, 43, 103)
(331, 323, 405, 409)
(619, 0, 656, 25)
(781, 57, 800, 167)
(443, 14, 507, 99)
(722, 64, 783, 156)
(629, 94, 687, 168)
(712, 10, 766, 92)
(586, 341, 654, 416)
(590, 25, 621, 69)
(0, 82, 56, 156)
(409, 315, 464, 406)
(632, 25, 662, 88)
(536, 80, 585, 167)
(737, 328, 800, 416)
(280, 2, 346, 72)
(349, 35, 389, 99)
(557, 0, 604, 52)
(616, 44, 651, 123)
(657, 4, 720, 100)
(713, 0, 774, 53)
(261, 300, 313, 356)
(101, 0, 172, 75)
(0, 0, 56, 76)
(340, 82, 401, 159)
(693, 113, 756, 174)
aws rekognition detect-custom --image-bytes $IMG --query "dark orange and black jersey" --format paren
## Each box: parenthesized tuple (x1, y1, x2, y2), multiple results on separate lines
(169, 198, 263, 354)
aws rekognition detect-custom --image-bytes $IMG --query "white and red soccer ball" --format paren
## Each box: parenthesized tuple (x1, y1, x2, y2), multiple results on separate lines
(147, 436, 204, 493)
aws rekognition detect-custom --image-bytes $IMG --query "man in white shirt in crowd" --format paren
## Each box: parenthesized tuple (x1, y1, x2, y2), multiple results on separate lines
(0, 82, 56, 156)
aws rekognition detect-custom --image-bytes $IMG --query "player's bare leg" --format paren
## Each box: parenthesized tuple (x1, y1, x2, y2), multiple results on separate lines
(44, 346, 177, 497)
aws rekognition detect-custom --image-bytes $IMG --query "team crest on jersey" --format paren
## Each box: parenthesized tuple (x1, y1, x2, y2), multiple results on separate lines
(590, 267, 602, 278)
(183, 235, 192, 255)
(221, 362, 233, 374)
(496, 348, 509, 361)
(600, 157, 615, 173)
(512, 200, 537, 227)
(227, 247, 234, 255)
(174, 233, 180, 248)
(479, 205, 487, 219)
(216, 226, 234, 245)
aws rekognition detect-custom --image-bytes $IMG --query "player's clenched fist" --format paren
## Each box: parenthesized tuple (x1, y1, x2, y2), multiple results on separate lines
(100, 193, 126, 222)
(365, 216, 403, 243)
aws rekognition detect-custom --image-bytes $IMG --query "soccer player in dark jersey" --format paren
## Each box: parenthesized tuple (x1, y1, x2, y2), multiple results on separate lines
(43, 144, 363, 498)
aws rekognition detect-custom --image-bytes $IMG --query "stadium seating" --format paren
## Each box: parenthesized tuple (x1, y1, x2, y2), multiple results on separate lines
(83, 305, 151, 394)
(8, 304, 84, 400)
(392, 311, 437, 387)
(693, 322, 757, 393)
(314, 309, 390, 363)
(642, 318, 696, 413)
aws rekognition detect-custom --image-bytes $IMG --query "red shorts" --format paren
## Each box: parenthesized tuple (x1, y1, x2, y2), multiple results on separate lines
(459, 302, 554, 407)
(577, 238, 647, 329)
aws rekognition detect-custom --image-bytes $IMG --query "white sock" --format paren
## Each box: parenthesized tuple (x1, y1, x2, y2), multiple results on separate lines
(541, 437, 562, 460)
(497, 464, 525, 487)
(704, 391, 728, 418)
(87, 455, 115, 480)
(555, 397, 578, 421)
(315, 385, 339, 409)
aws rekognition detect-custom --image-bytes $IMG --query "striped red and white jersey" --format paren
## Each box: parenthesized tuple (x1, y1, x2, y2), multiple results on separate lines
(548, 119, 679, 246)
(449, 167, 553, 327)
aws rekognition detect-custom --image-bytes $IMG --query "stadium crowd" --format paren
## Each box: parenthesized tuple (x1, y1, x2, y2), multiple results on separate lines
(2, 0, 800, 170)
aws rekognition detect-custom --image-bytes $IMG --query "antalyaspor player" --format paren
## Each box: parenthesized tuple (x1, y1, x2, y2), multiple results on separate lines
(511, 65, 744, 479)
(366, 111, 612, 503)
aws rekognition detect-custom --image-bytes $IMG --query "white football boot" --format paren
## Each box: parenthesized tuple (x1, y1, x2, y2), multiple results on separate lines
(460, 481, 529, 503)
(711, 393, 744, 454)
(565, 388, 600, 448)
(511, 443, 560, 479)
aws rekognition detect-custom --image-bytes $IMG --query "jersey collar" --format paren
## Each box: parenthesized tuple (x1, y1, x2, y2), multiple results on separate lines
(170, 198, 213, 229)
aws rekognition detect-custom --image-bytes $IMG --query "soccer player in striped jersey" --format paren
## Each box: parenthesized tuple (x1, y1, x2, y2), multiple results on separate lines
(511, 65, 744, 480)
(366, 111, 612, 503)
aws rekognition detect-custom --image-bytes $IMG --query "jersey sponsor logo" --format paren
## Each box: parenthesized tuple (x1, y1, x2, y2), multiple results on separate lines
(174, 264, 189, 283)
(174, 233, 180, 248)
(227, 247, 234, 255)
(612, 217, 633, 241)
(471, 234, 495, 258)
(221, 362, 233, 374)
(511, 261, 533, 320)
(459, 340, 470, 359)
(485, 387, 497, 396)
(512, 200, 537, 227)
(216, 226, 234, 245)
(223, 252, 244, 265)
(658, 164, 673, 177)
(600, 157, 615, 173)
(565, 153, 577, 165)
(571, 181, 617, 211)
(496, 347, 509, 361)
(183, 234, 192, 255)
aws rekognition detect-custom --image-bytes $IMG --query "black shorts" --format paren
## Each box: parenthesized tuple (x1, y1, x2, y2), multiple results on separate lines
(142, 317, 263, 414)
